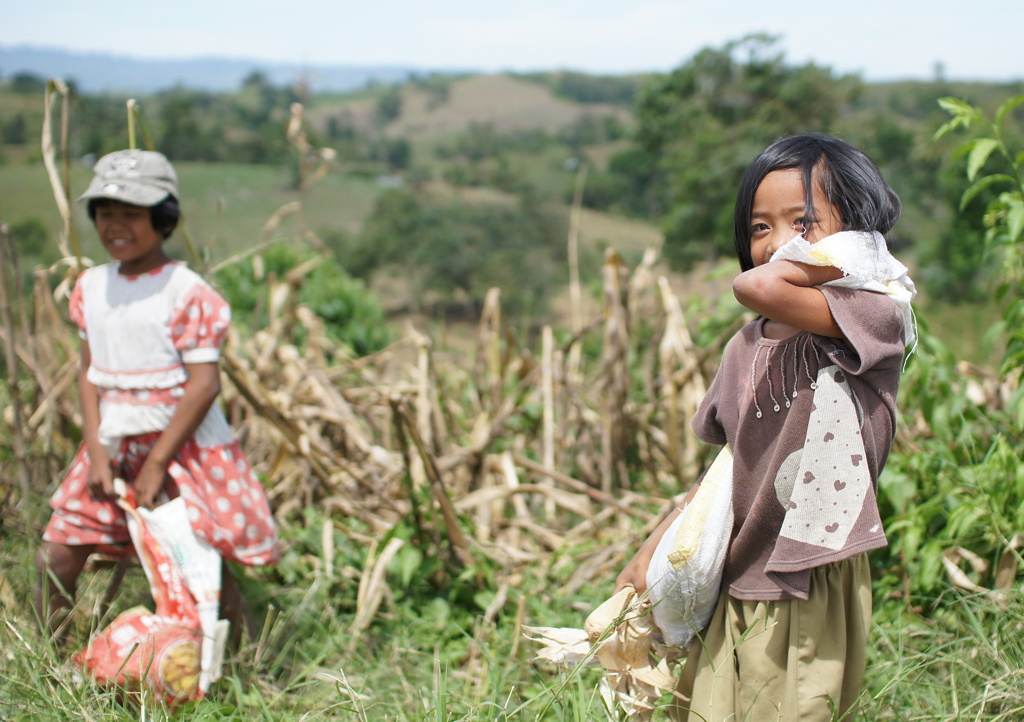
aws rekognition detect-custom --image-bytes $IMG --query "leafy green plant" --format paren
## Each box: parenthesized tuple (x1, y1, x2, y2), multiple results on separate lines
(934, 94, 1024, 373)
(214, 241, 392, 356)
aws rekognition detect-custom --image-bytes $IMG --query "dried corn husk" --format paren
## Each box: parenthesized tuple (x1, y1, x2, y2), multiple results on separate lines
(525, 586, 678, 720)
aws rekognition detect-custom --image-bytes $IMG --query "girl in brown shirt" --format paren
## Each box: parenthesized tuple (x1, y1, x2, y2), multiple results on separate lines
(617, 133, 914, 721)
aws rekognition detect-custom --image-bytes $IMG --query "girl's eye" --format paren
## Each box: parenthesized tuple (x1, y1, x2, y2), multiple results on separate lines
(750, 222, 770, 234)
(792, 218, 810, 234)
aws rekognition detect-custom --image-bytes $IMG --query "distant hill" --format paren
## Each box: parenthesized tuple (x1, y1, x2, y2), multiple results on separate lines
(0, 44, 466, 94)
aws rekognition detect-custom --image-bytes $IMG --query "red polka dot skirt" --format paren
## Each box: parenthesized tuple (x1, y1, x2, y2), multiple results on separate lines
(44, 432, 279, 566)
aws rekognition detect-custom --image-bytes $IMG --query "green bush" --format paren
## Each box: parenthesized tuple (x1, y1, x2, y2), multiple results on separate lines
(214, 242, 392, 356)
(352, 187, 568, 319)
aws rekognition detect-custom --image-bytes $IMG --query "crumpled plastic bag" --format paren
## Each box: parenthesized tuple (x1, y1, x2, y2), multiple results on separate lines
(74, 483, 227, 707)
(770, 230, 917, 349)
(645, 445, 733, 648)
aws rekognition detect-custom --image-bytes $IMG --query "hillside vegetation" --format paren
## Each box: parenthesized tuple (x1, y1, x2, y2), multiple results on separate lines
(2, 37, 1024, 720)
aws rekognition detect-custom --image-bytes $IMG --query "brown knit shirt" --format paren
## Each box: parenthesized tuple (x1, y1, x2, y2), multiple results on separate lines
(692, 286, 906, 600)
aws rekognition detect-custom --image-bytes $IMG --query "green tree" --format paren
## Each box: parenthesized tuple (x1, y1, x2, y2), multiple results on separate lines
(2, 114, 26, 144)
(381, 138, 411, 170)
(375, 87, 403, 125)
(551, 71, 644, 107)
(9, 71, 45, 95)
(158, 91, 213, 161)
(612, 35, 860, 268)
(70, 91, 129, 157)
(352, 188, 566, 318)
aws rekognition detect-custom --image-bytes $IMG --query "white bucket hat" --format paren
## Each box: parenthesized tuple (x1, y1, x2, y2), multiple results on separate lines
(79, 149, 179, 206)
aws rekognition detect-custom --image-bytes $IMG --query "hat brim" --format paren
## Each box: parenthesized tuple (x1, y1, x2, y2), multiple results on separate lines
(78, 178, 175, 206)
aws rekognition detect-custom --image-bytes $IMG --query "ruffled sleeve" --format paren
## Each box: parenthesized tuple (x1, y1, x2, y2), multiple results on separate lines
(170, 282, 232, 364)
(69, 272, 87, 339)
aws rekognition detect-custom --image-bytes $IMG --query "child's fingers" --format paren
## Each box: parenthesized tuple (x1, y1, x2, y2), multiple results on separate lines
(133, 469, 169, 509)
(86, 476, 116, 501)
(85, 461, 116, 499)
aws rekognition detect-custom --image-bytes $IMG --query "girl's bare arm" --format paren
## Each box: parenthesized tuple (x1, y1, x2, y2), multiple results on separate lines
(732, 260, 845, 337)
(80, 341, 115, 499)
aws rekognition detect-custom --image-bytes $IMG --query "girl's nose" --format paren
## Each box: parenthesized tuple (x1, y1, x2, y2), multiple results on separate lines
(764, 228, 797, 263)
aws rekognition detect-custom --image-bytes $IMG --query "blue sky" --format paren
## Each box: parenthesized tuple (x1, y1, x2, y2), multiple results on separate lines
(3, 0, 1022, 81)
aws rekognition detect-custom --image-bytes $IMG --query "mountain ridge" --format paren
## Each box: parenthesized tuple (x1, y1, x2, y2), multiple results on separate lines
(0, 44, 468, 94)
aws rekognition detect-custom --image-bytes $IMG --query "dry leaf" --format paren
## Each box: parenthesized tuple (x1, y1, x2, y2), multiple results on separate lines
(526, 586, 679, 721)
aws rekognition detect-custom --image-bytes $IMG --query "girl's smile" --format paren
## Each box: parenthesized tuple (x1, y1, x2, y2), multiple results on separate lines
(94, 200, 171, 276)
(749, 168, 842, 267)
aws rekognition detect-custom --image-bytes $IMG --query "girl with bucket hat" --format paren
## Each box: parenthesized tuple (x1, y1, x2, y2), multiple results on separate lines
(34, 149, 279, 643)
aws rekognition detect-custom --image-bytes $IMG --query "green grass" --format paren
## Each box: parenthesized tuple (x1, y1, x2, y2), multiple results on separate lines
(0, 496, 620, 721)
(864, 591, 1024, 721)
(5, 489, 1024, 720)
(0, 159, 382, 272)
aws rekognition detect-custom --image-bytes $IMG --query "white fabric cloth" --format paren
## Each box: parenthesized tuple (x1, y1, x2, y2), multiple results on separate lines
(770, 230, 917, 351)
(646, 446, 734, 647)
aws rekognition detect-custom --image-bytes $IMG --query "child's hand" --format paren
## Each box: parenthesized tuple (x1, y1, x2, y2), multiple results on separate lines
(134, 459, 169, 510)
(615, 551, 651, 595)
(85, 448, 116, 500)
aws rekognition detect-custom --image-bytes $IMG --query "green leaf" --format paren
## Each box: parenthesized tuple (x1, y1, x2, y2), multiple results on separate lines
(933, 119, 958, 141)
(937, 96, 975, 115)
(1007, 197, 1024, 243)
(994, 94, 1024, 128)
(934, 97, 981, 140)
(966, 139, 1000, 182)
(394, 544, 423, 588)
(982, 319, 1007, 355)
(959, 174, 1017, 211)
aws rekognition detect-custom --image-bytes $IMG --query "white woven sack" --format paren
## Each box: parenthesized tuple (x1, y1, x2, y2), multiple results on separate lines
(645, 446, 733, 647)
(112, 479, 229, 694)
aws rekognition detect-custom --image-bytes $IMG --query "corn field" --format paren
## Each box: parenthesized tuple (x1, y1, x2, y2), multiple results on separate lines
(3, 86, 1024, 721)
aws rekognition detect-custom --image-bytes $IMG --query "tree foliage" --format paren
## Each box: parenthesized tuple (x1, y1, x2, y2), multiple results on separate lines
(873, 95, 1024, 613)
(540, 71, 646, 107)
(608, 34, 861, 268)
(935, 94, 1024, 371)
(350, 187, 567, 318)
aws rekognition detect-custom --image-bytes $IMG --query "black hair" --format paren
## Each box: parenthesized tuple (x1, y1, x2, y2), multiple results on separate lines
(733, 133, 901, 272)
(87, 195, 181, 240)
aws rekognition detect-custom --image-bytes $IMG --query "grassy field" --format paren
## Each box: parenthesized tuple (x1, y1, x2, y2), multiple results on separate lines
(4, 509, 1022, 721)
(2, 73, 1022, 720)
(0, 160, 379, 262)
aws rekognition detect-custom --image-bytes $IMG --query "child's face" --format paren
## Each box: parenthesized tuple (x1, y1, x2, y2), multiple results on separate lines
(94, 200, 169, 275)
(748, 168, 842, 267)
